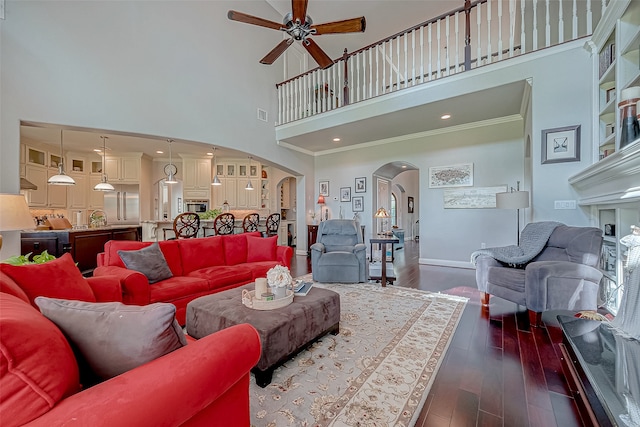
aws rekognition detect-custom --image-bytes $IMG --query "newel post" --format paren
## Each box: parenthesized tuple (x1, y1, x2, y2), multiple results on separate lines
(342, 48, 350, 106)
(464, 0, 471, 71)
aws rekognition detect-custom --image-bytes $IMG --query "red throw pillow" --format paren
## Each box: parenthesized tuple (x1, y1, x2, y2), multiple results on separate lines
(247, 235, 278, 262)
(0, 253, 96, 306)
(0, 293, 80, 426)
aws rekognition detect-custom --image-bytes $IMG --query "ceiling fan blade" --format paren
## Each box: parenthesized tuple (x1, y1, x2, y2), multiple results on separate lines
(227, 10, 283, 31)
(312, 17, 366, 35)
(303, 38, 333, 69)
(260, 39, 294, 65)
(292, 0, 309, 24)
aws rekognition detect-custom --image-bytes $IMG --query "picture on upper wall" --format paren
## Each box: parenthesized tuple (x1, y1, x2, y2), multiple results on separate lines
(428, 163, 473, 188)
(319, 180, 329, 196)
(352, 196, 364, 212)
(355, 177, 366, 193)
(408, 196, 414, 213)
(340, 187, 351, 202)
(541, 125, 581, 164)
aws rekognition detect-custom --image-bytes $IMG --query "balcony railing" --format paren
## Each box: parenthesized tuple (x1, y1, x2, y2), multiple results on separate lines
(276, 0, 606, 125)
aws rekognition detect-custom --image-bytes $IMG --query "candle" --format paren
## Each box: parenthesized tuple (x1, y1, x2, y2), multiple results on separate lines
(255, 278, 268, 300)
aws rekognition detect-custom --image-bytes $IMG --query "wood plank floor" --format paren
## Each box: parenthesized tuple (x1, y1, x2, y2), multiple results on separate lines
(289, 240, 585, 427)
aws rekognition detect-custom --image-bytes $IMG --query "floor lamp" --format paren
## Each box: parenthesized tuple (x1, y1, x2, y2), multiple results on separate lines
(496, 182, 529, 246)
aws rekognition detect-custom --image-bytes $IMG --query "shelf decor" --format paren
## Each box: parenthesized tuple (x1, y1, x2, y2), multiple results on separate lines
(541, 125, 581, 164)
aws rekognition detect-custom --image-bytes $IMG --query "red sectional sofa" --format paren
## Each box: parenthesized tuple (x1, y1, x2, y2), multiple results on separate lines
(94, 232, 293, 324)
(0, 259, 261, 426)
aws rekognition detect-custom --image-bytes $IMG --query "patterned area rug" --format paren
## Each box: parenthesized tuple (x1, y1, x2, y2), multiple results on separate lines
(249, 280, 468, 426)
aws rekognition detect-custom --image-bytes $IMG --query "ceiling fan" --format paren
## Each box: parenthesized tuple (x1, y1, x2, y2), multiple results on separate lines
(228, 0, 366, 69)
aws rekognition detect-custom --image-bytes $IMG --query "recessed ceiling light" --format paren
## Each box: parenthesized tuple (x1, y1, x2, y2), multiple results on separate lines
(206, 152, 213, 156)
(441, 114, 451, 120)
(332, 137, 341, 142)
(93, 148, 101, 152)
(156, 150, 164, 154)
(401, 165, 407, 168)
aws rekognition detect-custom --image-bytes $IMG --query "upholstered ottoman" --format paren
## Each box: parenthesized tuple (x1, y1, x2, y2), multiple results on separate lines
(186, 283, 340, 387)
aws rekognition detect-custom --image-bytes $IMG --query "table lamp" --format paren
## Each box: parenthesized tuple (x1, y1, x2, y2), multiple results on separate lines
(375, 207, 390, 235)
(317, 195, 326, 221)
(496, 181, 529, 245)
(0, 194, 35, 251)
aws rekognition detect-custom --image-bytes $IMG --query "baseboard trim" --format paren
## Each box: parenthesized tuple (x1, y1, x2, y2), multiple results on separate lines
(295, 249, 308, 257)
(419, 258, 475, 270)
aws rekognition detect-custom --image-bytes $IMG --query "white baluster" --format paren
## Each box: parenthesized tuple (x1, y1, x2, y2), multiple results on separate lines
(509, 0, 516, 57)
(498, 0, 503, 60)
(477, 2, 482, 66)
(545, 0, 551, 47)
(533, 0, 538, 51)
(420, 26, 424, 83)
(396, 36, 400, 90)
(376, 44, 380, 96)
(369, 49, 373, 98)
(411, 29, 416, 85)
(445, 15, 451, 76)
(428, 23, 433, 80)
(381, 42, 386, 93)
(404, 34, 408, 88)
(558, 0, 564, 43)
(521, 0, 526, 54)
(587, 0, 593, 35)
(350, 54, 355, 101)
(454, 12, 460, 73)
(389, 39, 393, 91)
(487, 0, 492, 64)
(436, 19, 442, 77)
(572, 0, 578, 39)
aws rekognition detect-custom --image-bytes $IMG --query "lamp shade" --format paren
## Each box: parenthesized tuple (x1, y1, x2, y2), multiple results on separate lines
(317, 195, 325, 204)
(496, 191, 529, 209)
(0, 194, 35, 231)
(374, 207, 389, 218)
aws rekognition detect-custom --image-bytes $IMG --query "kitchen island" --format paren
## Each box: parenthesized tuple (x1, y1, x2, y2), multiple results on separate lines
(21, 225, 141, 276)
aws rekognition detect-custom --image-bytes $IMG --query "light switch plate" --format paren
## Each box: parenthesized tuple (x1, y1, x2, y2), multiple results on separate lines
(554, 200, 577, 209)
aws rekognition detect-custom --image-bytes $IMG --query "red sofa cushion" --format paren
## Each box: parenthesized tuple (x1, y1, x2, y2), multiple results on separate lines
(0, 253, 96, 306)
(187, 265, 253, 290)
(245, 261, 282, 279)
(178, 236, 226, 274)
(104, 240, 183, 277)
(246, 235, 277, 262)
(0, 293, 80, 426)
(149, 276, 210, 304)
(0, 271, 30, 303)
(223, 234, 251, 265)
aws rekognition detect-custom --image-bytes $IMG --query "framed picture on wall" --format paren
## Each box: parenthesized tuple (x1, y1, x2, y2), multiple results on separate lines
(352, 196, 364, 212)
(319, 180, 329, 196)
(340, 187, 351, 202)
(541, 125, 581, 164)
(355, 177, 366, 193)
(408, 196, 414, 213)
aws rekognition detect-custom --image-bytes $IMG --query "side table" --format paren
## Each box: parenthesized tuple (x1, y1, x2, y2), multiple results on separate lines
(307, 224, 319, 257)
(369, 236, 399, 287)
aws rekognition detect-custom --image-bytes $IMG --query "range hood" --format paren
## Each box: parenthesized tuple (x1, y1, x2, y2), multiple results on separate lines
(20, 177, 38, 190)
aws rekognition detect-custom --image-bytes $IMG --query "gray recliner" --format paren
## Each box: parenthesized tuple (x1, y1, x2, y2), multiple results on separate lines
(475, 224, 604, 326)
(311, 220, 368, 283)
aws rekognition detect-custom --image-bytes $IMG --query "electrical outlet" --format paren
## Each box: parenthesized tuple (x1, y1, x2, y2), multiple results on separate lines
(554, 200, 577, 209)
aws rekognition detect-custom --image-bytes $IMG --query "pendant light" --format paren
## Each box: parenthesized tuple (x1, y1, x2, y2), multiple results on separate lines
(211, 146, 221, 186)
(165, 139, 178, 184)
(245, 157, 254, 190)
(48, 130, 76, 185)
(94, 136, 115, 191)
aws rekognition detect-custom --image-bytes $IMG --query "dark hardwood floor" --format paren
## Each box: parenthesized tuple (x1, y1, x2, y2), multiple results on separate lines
(289, 240, 585, 427)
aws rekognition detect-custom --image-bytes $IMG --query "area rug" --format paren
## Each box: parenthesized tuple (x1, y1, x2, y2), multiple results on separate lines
(249, 279, 468, 427)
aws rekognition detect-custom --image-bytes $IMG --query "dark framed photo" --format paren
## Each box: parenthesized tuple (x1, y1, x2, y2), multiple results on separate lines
(340, 187, 351, 202)
(319, 180, 329, 196)
(352, 196, 364, 212)
(355, 177, 366, 193)
(541, 125, 581, 164)
(408, 196, 414, 213)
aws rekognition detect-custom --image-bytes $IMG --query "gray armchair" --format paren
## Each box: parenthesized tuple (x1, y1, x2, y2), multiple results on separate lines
(475, 224, 603, 326)
(311, 220, 368, 283)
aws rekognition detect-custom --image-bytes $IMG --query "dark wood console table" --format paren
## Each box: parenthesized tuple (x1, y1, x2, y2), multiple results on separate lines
(307, 224, 318, 257)
(558, 315, 639, 427)
(369, 236, 399, 287)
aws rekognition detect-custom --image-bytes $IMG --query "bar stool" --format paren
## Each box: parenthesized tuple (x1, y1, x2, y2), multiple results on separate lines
(242, 213, 260, 233)
(213, 213, 235, 235)
(264, 213, 280, 237)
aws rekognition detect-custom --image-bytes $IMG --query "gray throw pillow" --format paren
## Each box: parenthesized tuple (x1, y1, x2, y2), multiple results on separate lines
(35, 297, 187, 381)
(117, 242, 173, 284)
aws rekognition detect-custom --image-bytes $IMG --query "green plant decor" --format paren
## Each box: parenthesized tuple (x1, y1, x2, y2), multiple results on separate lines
(2, 250, 57, 265)
(198, 209, 222, 220)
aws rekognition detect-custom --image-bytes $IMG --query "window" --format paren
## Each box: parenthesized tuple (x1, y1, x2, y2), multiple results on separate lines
(391, 193, 397, 227)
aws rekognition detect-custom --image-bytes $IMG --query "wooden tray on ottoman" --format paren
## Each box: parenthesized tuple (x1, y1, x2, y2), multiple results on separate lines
(241, 289, 293, 310)
(186, 283, 340, 387)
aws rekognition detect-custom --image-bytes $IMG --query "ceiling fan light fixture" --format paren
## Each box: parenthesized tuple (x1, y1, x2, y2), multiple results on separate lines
(48, 130, 76, 186)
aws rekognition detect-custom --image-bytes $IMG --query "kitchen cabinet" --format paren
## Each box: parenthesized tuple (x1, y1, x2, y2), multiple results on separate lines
(105, 156, 140, 182)
(280, 178, 291, 209)
(237, 179, 259, 208)
(67, 155, 85, 174)
(26, 146, 46, 167)
(67, 173, 87, 209)
(46, 170, 68, 208)
(212, 177, 237, 209)
(88, 176, 105, 209)
(182, 157, 211, 199)
(25, 164, 48, 206)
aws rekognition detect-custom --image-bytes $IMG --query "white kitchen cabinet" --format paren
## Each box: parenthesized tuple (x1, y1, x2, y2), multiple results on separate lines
(105, 156, 140, 182)
(237, 178, 259, 208)
(67, 174, 87, 209)
(46, 170, 68, 208)
(212, 177, 237, 209)
(183, 157, 212, 199)
(88, 176, 105, 209)
(25, 164, 47, 206)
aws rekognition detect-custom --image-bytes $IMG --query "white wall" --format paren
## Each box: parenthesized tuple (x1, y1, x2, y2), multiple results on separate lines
(391, 170, 419, 240)
(0, 1, 315, 258)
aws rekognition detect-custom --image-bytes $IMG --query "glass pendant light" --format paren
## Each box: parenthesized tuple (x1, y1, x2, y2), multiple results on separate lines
(245, 156, 254, 190)
(94, 136, 115, 191)
(211, 146, 221, 186)
(165, 139, 178, 184)
(48, 130, 76, 185)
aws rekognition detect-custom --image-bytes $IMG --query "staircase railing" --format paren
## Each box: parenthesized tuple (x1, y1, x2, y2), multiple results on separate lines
(276, 0, 606, 125)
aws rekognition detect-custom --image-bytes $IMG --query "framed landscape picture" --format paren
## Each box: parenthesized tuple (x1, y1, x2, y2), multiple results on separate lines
(428, 163, 473, 188)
